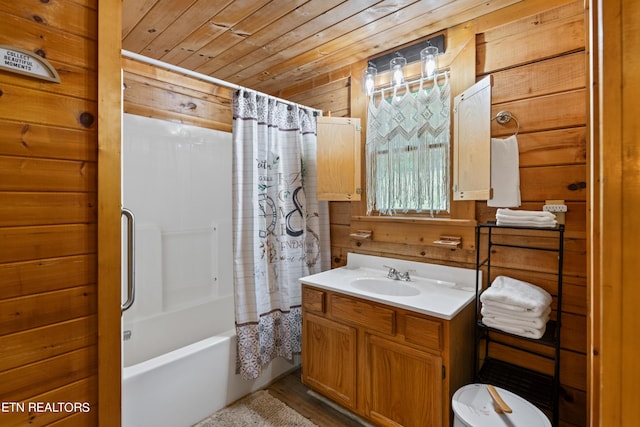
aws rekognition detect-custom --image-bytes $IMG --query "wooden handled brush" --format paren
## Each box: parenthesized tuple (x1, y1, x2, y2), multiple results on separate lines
(487, 384, 513, 414)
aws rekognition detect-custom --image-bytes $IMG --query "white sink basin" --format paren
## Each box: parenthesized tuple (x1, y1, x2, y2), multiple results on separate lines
(350, 277, 420, 296)
(299, 253, 477, 319)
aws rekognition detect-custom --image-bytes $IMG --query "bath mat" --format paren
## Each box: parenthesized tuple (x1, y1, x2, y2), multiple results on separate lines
(193, 390, 319, 427)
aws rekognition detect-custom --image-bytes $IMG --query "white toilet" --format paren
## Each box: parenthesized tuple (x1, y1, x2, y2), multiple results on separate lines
(452, 383, 551, 427)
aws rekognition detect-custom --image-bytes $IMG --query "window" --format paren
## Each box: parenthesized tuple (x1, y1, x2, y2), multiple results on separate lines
(366, 75, 451, 215)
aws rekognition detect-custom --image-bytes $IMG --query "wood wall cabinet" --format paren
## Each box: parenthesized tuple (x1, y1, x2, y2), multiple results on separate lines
(301, 284, 475, 427)
(452, 75, 492, 201)
(316, 116, 361, 201)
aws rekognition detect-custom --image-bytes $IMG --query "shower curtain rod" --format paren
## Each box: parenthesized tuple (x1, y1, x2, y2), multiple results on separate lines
(121, 50, 323, 114)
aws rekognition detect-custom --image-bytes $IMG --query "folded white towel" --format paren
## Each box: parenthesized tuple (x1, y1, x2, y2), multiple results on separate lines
(480, 276, 552, 312)
(488, 136, 521, 208)
(480, 301, 550, 317)
(495, 208, 557, 227)
(481, 303, 551, 319)
(496, 208, 556, 219)
(482, 317, 546, 339)
(496, 218, 557, 228)
(496, 215, 556, 223)
(481, 306, 550, 329)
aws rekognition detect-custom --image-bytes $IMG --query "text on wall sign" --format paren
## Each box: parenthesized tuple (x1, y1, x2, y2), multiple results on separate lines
(0, 45, 60, 83)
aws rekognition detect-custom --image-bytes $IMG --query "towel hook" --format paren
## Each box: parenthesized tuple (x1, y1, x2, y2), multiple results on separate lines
(492, 110, 520, 136)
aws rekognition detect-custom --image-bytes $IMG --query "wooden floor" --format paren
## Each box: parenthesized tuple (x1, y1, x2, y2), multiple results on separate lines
(266, 368, 366, 427)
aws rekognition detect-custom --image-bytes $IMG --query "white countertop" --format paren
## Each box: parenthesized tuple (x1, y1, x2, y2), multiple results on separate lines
(299, 253, 477, 320)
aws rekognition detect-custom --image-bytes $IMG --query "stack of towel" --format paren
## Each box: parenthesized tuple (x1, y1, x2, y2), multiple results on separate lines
(480, 276, 552, 339)
(496, 208, 557, 228)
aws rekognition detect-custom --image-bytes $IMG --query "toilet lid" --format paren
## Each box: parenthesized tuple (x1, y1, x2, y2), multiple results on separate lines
(452, 384, 551, 427)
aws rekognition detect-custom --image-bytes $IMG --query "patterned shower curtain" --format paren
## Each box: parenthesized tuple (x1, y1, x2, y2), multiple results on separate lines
(232, 89, 330, 380)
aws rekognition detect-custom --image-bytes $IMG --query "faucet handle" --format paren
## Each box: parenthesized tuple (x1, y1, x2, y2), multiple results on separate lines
(383, 265, 399, 278)
(398, 269, 416, 281)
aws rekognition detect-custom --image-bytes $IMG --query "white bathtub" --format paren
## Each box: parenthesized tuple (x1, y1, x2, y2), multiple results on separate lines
(122, 295, 236, 368)
(122, 296, 299, 427)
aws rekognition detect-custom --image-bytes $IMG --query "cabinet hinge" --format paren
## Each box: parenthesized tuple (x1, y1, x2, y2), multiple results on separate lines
(442, 366, 446, 379)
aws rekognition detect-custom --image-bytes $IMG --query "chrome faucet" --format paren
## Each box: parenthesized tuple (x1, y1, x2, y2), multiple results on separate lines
(385, 266, 400, 280)
(384, 265, 413, 281)
(397, 270, 413, 281)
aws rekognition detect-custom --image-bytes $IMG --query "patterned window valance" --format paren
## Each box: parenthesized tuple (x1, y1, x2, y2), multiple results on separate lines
(366, 74, 451, 215)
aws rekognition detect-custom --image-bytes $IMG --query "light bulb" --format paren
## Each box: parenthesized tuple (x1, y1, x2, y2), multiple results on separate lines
(390, 56, 406, 87)
(420, 45, 439, 78)
(362, 65, 377, 95)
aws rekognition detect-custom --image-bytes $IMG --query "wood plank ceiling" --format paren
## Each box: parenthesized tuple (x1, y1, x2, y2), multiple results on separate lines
(122, 0, 522, 95)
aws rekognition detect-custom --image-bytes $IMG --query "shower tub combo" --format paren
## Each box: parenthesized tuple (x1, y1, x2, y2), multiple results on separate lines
(121, 114, 296, 427)
(121, 295, 295, 427)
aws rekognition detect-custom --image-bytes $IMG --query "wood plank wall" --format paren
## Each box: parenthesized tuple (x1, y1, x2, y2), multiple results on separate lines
(120, 1, 587, 426)
(0, 0, 99, 425)
(284, 1, 587, 426)
(0, 1, 593, 426)
(476, 4, 587, 426)
(123, 57, 234, 132)
(594, 0, 640, 425)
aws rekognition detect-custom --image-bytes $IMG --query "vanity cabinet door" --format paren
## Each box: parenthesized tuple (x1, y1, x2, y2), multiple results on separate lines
(302, 312, 357, 410)
(364, 334, 443, 427)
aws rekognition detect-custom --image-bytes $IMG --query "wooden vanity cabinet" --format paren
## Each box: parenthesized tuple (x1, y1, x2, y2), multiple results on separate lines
(301, 284, 475, 427)
(365, 333, 443, 426)
(302, 311, 358, 410)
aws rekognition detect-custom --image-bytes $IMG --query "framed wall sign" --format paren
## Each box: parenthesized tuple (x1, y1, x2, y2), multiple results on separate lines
(0, 45, 61, 83)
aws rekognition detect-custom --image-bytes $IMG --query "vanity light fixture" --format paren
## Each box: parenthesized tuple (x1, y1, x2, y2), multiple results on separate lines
(362, 63, 377, 96)
(420, 44, 439, 78)
(390, 54, 406, 87)
(363, 33, 445, 95)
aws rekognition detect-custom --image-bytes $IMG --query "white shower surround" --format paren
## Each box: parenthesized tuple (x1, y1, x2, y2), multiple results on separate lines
(121, 114, 297, 426)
